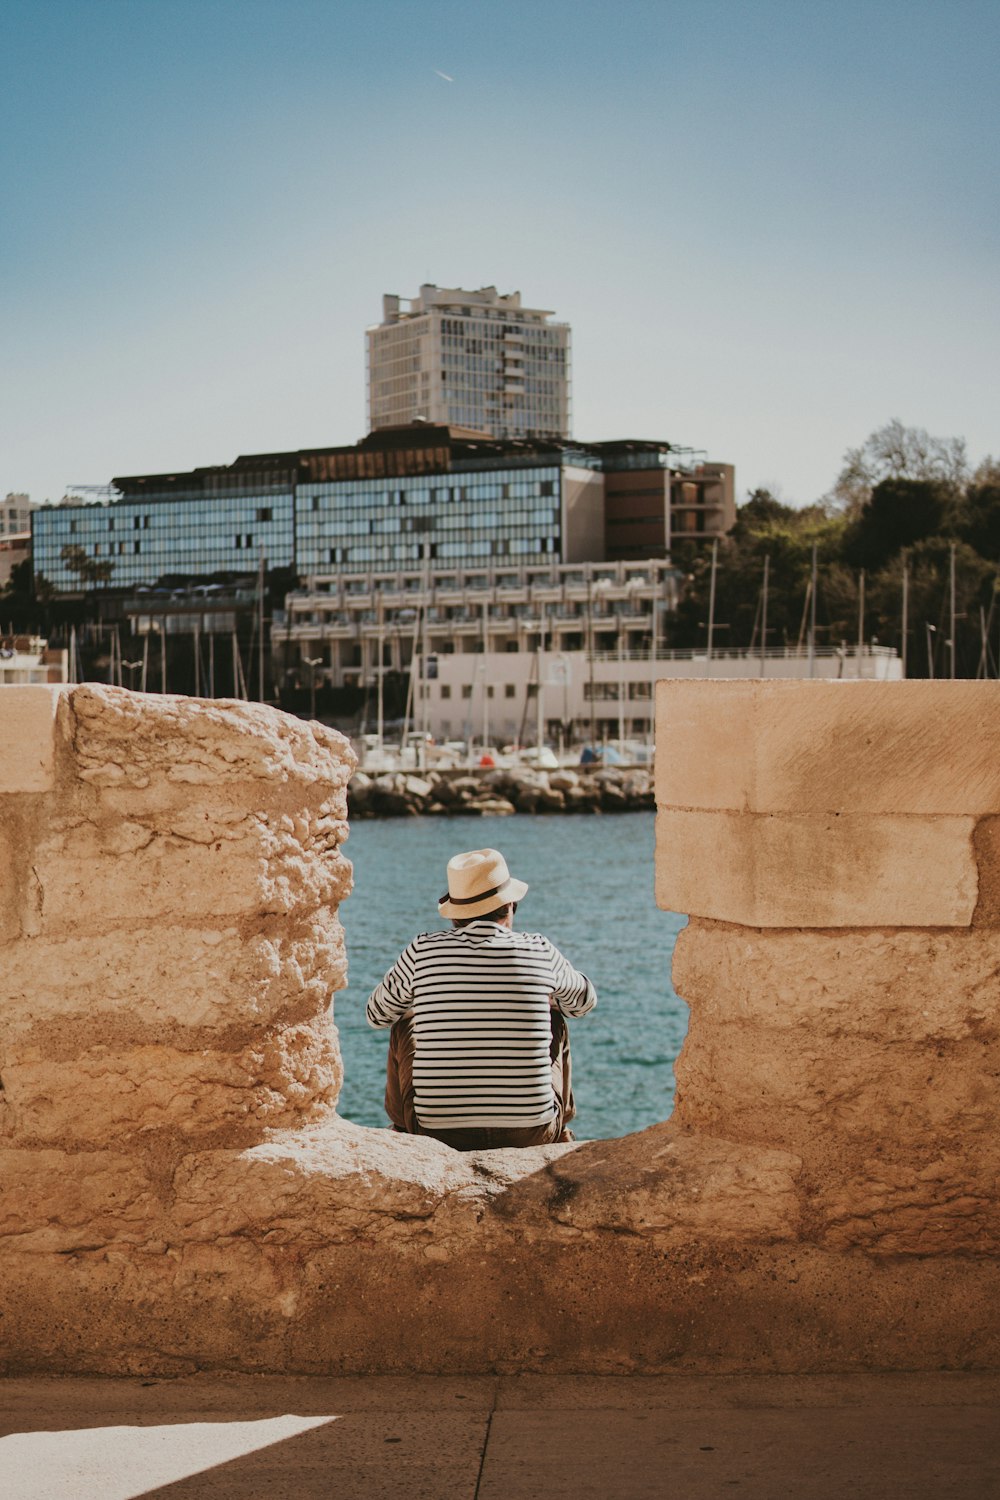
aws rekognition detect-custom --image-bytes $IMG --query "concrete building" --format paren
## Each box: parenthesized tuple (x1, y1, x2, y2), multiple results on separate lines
(367, 286, 571, 440)
(2, 493, 37, 533)
(277, 559, 899, 750)
(0, 495, 37, 589)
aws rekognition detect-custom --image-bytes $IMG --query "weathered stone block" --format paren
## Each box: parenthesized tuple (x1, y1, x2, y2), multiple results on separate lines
(811, 1156, 1000, 1255)
(0, 1148, 161, 1253)
(0, 909, 347, 1039)
(0, 686, 64, 794)
(70, 684, 354, 798)
(0, 820, 20, 944)
(25, 815, 351, 935)
(672, 921, 1000, 1041)
(656, 679, 1000, 815)
(0, 1017, 342, 1144)
(494, 1123, 802, 1246)
(170, 1119, 478, 1245)
(656, 808, 977, 927)
(672, 1015, 1000, 1164)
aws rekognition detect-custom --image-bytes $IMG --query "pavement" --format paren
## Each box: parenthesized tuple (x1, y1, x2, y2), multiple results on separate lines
(0, 1373, 998, 1500)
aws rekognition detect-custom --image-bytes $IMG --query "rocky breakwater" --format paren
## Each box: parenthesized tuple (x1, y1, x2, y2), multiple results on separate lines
(348, 765, 656, 817)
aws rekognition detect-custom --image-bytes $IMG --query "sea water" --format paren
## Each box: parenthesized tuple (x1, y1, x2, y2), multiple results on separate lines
(334, 811, 688, 1141)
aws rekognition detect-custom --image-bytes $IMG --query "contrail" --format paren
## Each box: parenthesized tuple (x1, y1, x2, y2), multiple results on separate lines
(435, 70, 455, 82)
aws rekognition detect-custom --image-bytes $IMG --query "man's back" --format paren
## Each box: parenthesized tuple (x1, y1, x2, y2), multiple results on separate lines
(367, 918, 595, 1131)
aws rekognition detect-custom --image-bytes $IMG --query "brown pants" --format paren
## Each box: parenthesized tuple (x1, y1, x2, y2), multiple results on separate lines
(385, 1010, 575, 1150)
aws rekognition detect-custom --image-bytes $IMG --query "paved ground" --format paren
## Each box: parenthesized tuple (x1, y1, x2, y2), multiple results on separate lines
(0, 1373, 998, 1499)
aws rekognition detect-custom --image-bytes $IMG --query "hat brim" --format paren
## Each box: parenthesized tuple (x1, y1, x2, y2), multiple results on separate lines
(438, 875, 529, 919)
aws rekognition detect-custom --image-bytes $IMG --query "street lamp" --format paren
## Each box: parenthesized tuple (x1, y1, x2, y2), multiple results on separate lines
(305, 656, 323, 720)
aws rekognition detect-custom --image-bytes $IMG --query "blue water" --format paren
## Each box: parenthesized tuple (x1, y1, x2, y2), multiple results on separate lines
(335, 811, 688, 1141)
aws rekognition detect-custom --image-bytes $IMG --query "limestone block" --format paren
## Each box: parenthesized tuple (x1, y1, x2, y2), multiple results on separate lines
(69, 685, 355, 800)
(0, 909, 347, 1039)
(656, 808, 977, 927)
(973, 816, 1000, 925)
(0, 819, 20, 944)
(25, 813, 351, 934)
(656, 680, 1000, 815)
(170, 1119, 802, 1254)
(171, 1118, 483, 1246)
(672, 921, 1000, 1042)
(812, 1156, 1000, 1255)
(672, 1015, 1000, 1162)
(0, 1148, 161, 1253)
(494, 1122, 802, 1246)
(0, 1017, 342, 1144)
(0, 686, 65, 793)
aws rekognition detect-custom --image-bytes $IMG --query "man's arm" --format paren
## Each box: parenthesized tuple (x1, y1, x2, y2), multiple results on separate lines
(548, 942, 597, 1017)
(366, 941, 418, 1029)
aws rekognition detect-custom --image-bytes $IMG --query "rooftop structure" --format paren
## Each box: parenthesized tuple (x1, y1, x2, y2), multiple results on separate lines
(367, 285, 571, 440)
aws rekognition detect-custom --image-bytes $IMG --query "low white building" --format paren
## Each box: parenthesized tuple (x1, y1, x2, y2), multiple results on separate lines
(277, 560, 901, 747)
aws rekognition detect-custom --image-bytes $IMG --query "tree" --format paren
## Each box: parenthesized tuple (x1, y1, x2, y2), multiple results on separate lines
(959, 472, 1000, 561)
(843, 477, 954, 572)
(60, 544, 114, 587)
(829, 419, 968, 515)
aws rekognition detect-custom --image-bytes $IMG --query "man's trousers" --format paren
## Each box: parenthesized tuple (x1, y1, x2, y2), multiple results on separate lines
(384, 1009, 576, 1149)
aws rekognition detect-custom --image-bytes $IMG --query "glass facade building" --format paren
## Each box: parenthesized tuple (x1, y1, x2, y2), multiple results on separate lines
(31, 426, 733, 594)
(296, 465, 562, 573)
(33, 488, 295, 593)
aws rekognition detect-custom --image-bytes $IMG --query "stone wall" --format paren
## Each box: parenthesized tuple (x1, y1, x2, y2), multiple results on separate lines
(0, 681, 997, 1375)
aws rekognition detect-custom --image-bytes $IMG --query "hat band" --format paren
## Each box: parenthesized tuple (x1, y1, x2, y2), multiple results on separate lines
(439, 880, 506, 907)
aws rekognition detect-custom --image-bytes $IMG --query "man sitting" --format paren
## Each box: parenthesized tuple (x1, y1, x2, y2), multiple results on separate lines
(366, 847, 597, 1149)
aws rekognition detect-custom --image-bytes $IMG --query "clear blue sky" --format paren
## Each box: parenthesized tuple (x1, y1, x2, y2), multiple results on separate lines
(2, 0, 997, 508)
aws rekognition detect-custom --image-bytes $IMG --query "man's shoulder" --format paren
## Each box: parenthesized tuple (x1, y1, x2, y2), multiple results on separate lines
(508, 929, 556, 953)
(409, 928, 458, 948)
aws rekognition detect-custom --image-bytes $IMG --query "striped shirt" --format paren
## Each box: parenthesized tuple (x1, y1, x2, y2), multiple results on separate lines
(366, 921, 596, 1130)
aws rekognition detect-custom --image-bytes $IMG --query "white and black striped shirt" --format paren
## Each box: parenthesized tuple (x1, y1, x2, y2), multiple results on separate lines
(366, 921, 597, 1130)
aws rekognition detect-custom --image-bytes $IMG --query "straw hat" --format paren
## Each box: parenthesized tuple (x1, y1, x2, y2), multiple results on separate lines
(438, 848, 529, 919)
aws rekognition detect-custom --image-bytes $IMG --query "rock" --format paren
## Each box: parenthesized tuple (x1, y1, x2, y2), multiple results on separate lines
(466, 798, 516, 817)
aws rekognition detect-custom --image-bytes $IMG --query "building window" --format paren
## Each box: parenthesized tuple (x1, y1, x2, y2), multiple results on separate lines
(504, 683, 516, 698)
(257, 507, 272, 522)
(440, 685, 451, 699)
(461, 684, 472, 699)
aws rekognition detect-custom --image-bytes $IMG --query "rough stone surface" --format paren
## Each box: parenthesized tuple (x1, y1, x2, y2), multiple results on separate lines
(670, 921, 1000, 1041)
(0, 685, 64, 794)
(656, 679, 1000, 815)
(656, 807, 978, 927)
(1, 681, 999, 1376)
(0, 910, 347, 1037)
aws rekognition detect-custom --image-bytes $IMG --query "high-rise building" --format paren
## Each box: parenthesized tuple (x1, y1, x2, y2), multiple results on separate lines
(367, 285, 571, 440)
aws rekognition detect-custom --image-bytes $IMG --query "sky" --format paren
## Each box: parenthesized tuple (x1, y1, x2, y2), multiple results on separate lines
(2, 0, 998, 510)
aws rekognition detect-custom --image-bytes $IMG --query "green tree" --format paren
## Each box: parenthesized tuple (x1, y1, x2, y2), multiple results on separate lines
(843, 477, 955, 572)
(958, 461, 1000, 561)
